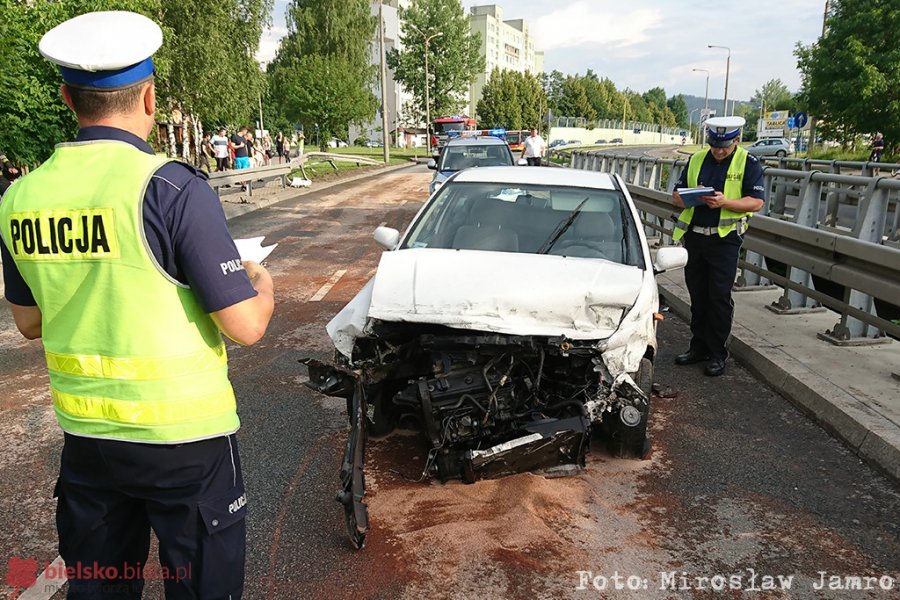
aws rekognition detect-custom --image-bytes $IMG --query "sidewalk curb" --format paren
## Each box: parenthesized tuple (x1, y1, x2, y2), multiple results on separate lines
(220, 161, 419, 221)
(659, 281, 900, 483)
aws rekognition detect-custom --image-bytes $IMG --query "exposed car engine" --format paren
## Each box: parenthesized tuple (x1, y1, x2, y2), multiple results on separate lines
(303, 322, 652, 548)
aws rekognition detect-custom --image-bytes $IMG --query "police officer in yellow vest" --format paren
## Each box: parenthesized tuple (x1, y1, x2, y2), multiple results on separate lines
(671, 116, 765, 377)
(0, 12, 274, 598)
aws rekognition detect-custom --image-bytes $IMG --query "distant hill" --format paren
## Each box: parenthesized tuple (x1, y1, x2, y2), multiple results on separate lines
(680, 94, 753, 119)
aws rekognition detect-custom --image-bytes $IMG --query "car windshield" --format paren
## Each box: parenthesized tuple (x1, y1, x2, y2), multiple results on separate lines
(403, 181, 645, 267)
(436, 122, 467, 134)
(437, 144, 514, 172)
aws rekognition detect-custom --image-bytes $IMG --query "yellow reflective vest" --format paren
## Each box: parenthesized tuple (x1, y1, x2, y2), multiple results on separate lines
(0, 140, 239, 443)
(672, 146, 753, 240)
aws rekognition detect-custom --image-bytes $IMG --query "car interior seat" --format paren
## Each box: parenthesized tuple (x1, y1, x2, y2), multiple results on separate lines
(452, 199, 519, 252)
(548, 211, 622, 261)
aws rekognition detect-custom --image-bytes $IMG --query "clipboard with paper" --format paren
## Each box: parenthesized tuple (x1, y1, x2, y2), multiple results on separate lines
(676, 186, 715, 208)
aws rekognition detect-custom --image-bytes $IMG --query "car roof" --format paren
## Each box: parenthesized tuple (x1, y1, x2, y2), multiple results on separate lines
(451, 166, 618, 190)
(444, 135, 508, 146)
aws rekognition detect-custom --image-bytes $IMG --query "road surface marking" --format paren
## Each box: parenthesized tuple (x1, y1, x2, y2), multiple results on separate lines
(309, 269, 347, 302)
(19, 555, 66, 600)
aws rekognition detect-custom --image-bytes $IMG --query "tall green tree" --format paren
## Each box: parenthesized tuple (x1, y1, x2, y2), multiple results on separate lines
(0, 0, 160, 165)
(795, 0, 899, 148)
(542, 69, 566, 119)
(477, 69, 546, 130)
(642, 87, 667, 113)
(667, 94, 688, 128)
(582, 70, 612, 120)
(519, 71, 547, 130)
(751, 78, 793, 114)
(387, 0, 484, 122)
(268, 0, 377, 148)
(0, 0, 271, 165)
(158, 0, 271, 128)
(557, 76, 596, 122)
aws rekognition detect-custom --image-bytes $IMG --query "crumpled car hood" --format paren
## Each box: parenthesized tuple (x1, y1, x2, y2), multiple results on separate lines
(365, 247, 643, 338)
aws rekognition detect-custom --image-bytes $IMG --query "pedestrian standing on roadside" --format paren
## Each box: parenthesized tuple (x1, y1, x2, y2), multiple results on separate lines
(231, 126, 250, 170)
(0, 11, 275, 598)
(521, 127, 546, 166)
(211, 127, 230, 171)
(275, 132, 285, 164)
(0, 149, 20, 193)
(870, 132, 885, 175)
(671, 116, 765, 377)
(199, 131, 214, 172)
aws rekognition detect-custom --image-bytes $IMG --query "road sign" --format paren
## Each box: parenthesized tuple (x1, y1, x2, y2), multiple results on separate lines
(787, 117, 795, 129)
(795, 112, 808, 128)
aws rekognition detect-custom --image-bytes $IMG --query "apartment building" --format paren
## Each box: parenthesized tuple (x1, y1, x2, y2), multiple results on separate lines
(350, 0, 416, 146)
(468, 4, 545, 118)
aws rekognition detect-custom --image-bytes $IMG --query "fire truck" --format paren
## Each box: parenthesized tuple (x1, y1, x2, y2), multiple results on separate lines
(430, 115, 477, 152)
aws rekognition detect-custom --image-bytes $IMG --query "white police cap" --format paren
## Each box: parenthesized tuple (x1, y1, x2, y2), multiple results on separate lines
(705, 116, 746, 147)
(39, 11, 162, 89)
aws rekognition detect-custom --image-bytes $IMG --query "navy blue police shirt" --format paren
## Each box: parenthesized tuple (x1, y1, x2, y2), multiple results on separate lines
(676, 149, 765, 228)
(1, 126, 257, 312)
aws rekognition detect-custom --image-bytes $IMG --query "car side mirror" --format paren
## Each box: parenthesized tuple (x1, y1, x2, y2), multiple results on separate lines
(653, 246, 688, 274)
(427, 159, 437, 170)
(517, 158, 528, 166)
(374, 226, 400, 251)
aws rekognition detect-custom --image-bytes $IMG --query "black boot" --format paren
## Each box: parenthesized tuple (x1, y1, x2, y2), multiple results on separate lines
(704, 358, 726, 377)
(675, 349, 709, 365)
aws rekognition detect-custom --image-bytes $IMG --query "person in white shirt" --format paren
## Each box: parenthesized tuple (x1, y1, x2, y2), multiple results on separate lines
(521, 128, 546, 166)
(210, 128, 230, 171)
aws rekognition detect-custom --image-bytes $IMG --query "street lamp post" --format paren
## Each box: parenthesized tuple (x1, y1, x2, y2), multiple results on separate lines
(693, 68, 709, 147)
(409, 24, 443, 154)
(689, 108, 701, 144)
(692, 68, 709, 116)
(708, 45, 731, 116)
(378, 0, 390, 162)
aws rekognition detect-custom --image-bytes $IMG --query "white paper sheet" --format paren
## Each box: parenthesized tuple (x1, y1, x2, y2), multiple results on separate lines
(234, 237, 278, 263)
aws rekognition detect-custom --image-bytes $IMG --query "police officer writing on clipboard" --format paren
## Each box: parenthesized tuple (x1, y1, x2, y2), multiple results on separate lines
(0, 12, 274, 598)
(671, 116, 765, 377)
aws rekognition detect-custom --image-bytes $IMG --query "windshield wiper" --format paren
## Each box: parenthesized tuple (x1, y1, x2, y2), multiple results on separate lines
(537, 197, 589, 254)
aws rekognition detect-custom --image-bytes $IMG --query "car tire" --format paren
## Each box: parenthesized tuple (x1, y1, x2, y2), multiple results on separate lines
(776, 150, 786, 157)
(604, 357, 653, 459)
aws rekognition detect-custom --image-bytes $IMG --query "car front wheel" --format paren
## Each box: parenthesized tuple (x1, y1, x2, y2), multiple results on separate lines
(776, 150, 786, 157)
(604, 357, 653, 459)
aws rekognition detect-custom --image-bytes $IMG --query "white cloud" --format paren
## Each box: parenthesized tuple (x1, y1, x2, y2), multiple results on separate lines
(256, 25, 288, 66)
(530, 2, 663, 50)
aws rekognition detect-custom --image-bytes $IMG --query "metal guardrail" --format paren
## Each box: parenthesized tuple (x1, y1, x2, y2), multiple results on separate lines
(566, 149, 900, 344)
(208, 163, 292, 197)
(207, 152, 385, 197)
(758, 156, 900, 178)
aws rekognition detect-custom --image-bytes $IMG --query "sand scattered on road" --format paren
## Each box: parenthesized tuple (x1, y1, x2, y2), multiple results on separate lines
(363, 428, 680, 599)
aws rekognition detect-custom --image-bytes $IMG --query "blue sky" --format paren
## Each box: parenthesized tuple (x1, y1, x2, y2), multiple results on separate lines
(259, 0, 826, 101)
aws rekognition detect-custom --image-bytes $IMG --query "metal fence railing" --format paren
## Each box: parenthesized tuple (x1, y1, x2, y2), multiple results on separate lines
(550, 116, 682, 137)
(562, 149, 900, 345)
(757, 156, 900, 178)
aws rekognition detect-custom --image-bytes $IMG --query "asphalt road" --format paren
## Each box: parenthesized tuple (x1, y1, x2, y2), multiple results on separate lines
(1, 165, 898, 599)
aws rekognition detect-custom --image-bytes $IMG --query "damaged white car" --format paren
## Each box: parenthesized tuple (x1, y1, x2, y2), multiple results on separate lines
(303, 166, 687, 548)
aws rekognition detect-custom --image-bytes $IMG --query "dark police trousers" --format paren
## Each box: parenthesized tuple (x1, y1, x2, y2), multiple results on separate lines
(56, 433, 246, 599)
(682, 229, 743, 361)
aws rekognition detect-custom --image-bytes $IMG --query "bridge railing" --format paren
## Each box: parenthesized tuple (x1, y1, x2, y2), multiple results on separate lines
(757, 156, 900, 178)
(567, 150, 900, 344)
